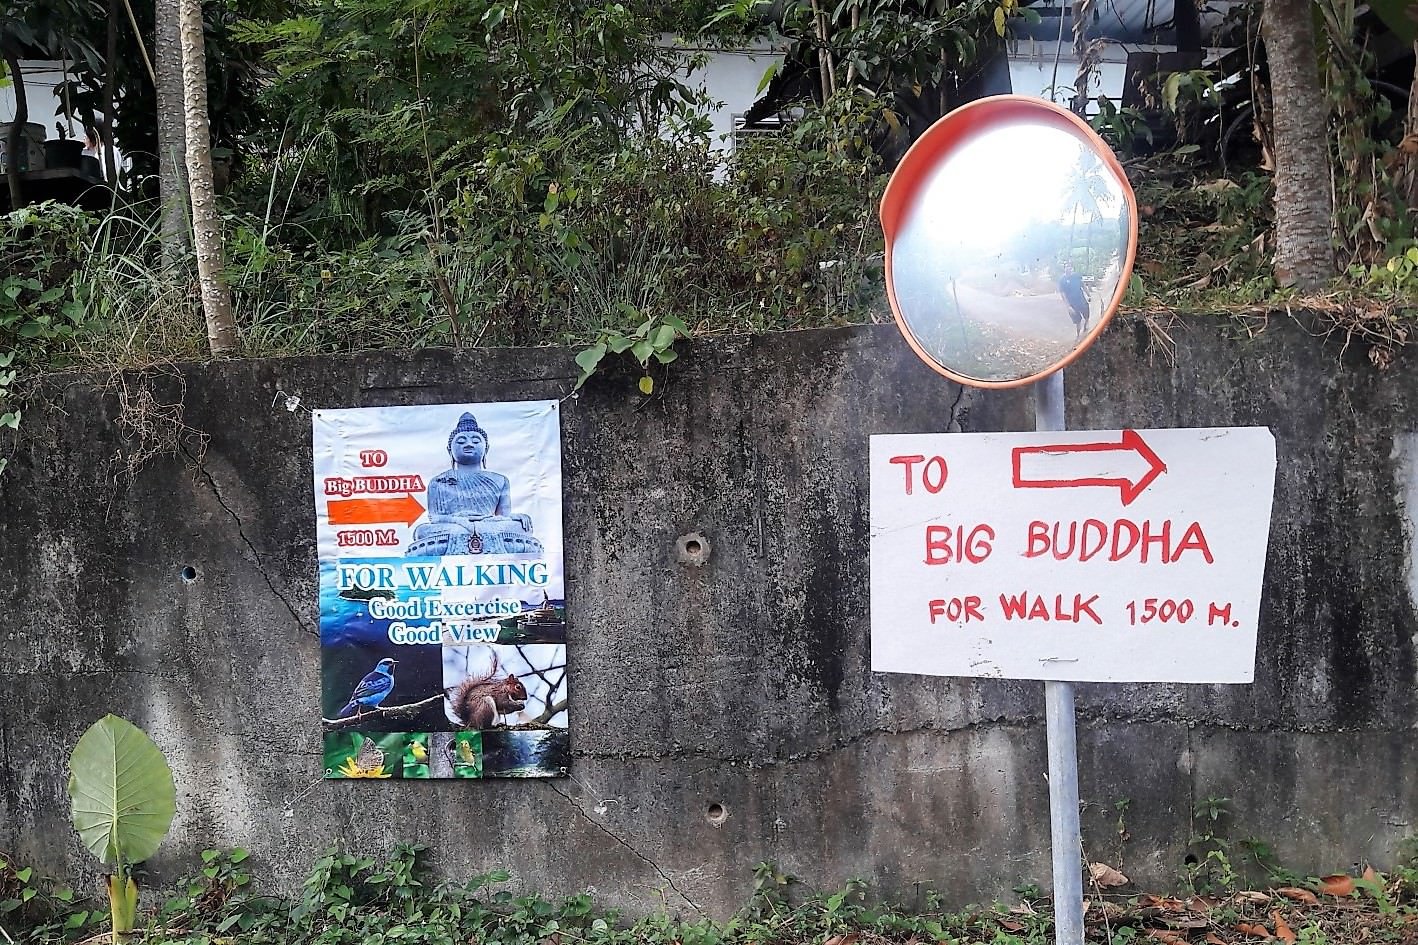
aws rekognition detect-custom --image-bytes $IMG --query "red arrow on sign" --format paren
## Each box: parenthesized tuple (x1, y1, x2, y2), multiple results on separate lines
(1011, 429, 1167, 506)
(328, 493, 426, 527)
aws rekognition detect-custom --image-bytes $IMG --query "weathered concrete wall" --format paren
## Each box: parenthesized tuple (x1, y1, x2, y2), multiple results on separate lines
(2, 317, 1416, 917)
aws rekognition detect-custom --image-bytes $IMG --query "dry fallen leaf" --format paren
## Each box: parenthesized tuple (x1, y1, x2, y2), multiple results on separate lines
(1089, 862, 1130, 887)
(1206, 935, 1226, 945)
(1272, 910, 1295, 943)
(823, 934, 860, 945)
(1146, 931, 1188, 944)
(1318, 874, 1355, 897)
(1195, 178, 1241, 196)
(1363, 865, 1380, 885)
(1235, 921, 1273, 937)
(1275, 887, 1319, 905)
(1236, 891, 1272, 904)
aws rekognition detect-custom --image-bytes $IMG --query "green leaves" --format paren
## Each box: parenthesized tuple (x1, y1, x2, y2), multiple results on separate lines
(67, 715, 177, 868)
(0, 209, 93, 467)
(1160, 68, 1221, 115)
(755, 60, 781, 95)
(573, 312, 690, 394)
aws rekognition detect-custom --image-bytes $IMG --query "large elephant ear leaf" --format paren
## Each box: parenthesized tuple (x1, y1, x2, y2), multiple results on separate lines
(67, 715, 176, 867)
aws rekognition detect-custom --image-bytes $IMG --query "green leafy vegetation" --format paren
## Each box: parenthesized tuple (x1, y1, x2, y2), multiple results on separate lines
(5, 846, 1418, 945)
(0, 0, 1413, 413)
(0, 105, 889, 365)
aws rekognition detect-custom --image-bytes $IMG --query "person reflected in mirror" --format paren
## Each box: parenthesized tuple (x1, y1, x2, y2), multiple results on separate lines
(406, 413, 544, 556)
(1057, 264, 1090, 339)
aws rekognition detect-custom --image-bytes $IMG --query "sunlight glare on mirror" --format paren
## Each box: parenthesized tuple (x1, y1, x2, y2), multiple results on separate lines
(889, 118, 1131, 384)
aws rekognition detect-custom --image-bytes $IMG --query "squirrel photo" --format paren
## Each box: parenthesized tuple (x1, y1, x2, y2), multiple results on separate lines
(450, 654, 528, 729)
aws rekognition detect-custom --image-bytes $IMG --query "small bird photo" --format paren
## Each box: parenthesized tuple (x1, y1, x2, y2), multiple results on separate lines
(336, 656, 398, 718)
(452, 731, 483, 779)
(321, 639, 445, 733)
(403, 733, 430, 778)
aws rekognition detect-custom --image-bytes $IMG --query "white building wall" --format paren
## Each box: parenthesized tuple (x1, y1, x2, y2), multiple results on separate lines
(0, 60, 82, 139)
(668, 37, 786, 153)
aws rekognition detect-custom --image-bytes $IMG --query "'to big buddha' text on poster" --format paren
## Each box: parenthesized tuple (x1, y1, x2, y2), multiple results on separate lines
(313, 401, 568, 779)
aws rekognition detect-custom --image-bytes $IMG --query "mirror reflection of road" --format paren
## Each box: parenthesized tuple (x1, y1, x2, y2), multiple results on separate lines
(908, 277, 1095, 382)
(957, 279, 1083, 341)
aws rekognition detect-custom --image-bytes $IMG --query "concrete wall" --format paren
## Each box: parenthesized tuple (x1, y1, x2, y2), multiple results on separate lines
(2, 317, 1416, 917)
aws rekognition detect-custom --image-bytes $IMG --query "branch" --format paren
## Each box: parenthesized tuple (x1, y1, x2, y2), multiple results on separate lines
(3, 44, 27, 210)
(321, 693, 445, 733)
(118, 0, 157, 85)
(533, 699, 568, 726)
(516, 662, 567, 710)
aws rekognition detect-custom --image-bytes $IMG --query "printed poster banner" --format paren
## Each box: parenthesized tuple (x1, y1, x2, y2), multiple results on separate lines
(313, 401, 568, 779)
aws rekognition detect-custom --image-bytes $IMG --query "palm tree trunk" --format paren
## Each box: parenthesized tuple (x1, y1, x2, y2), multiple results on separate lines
(3, 47, 28, 209)
(810, 0, 835, 101)
(103, 0, 119, 185)
(1260, 0, 1335, 289)
(1405, 39, 1418, 210)
(156, 0, 191, 262)
(179, 0, 238, 356)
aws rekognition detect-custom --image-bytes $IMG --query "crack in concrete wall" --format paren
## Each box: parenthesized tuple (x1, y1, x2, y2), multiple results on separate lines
(193, 459, 317, 639)
(547, 780, 704, 915)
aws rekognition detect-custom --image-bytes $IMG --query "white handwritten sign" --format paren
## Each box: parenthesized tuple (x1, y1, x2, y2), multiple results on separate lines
(869, 427, 1276, 683)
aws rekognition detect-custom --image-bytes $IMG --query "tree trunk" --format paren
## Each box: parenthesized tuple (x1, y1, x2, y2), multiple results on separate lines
(180, 0, 238, 357)
(809, 0, 835, 102)
(1174, 0, 1201, 51)
(103, 0, 119, 185)
(1071, 0, 1093, 117)
(156, 0, 191, 260)
(1260, 0, 1335, 289)
(429, 733, 454, 778)
(1405, 39, 1417, 210)
(3, 47, 28, 209)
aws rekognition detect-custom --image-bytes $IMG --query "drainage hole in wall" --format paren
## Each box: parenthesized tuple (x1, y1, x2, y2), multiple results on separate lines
(677, 532, 712, 566)
(1183, 853, 1199, 867)
(706, 802, 728, 827)
(181, 565, 199, 583)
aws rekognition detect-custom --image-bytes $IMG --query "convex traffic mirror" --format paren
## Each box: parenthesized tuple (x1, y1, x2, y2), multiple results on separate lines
(880, 96, 1139, 388)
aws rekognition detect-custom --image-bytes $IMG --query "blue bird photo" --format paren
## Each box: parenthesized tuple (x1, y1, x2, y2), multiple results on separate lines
(337, 657, 398, 717)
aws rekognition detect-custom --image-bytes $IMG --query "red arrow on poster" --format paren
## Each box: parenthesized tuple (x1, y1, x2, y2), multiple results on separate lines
(328, 493, 426, 526)
(1011, 429, 1167, 506)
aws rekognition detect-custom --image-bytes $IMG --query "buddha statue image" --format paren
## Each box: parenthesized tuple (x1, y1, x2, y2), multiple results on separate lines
(405, 413, 544, 556)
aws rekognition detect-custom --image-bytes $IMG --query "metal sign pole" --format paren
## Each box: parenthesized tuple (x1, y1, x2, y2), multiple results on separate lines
(1035, 370, 1083, 945)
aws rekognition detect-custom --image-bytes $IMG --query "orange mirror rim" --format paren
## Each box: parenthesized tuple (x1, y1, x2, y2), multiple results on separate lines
(879, 95, 1139, 390)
